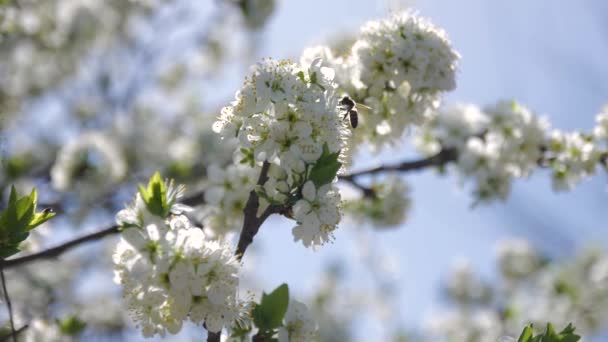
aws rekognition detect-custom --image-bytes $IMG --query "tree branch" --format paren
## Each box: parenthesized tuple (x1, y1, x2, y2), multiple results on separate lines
(181, 190, 206, 207)
(206, 329, 221, 342)
(235, 162, 273, 260)
(339, 148, 457, 181)
(0, 267, 15, 342)
(0, 325, 27, 342)
(0, 225, 120, 269)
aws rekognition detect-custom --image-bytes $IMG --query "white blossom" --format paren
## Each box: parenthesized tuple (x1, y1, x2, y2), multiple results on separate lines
(113, 186, 248, 337)
(214, 58, 349, 248)
(20, 318, 69, 342)
(345, 176, 411, 228)
(547, 130, 601, 191)
(348, 10, 459, 145)
(495, 239, 543, 279)
(278, 299, 317, 342)
(593, 105, 608, 140)
(415, 101, 550, 202)
(50, 131, 126, 191)
(292, 181, 341, 248)
(197, 164, 259, 236)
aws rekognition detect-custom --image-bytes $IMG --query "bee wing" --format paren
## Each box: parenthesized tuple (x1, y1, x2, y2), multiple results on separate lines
(356, 103, 372, 115)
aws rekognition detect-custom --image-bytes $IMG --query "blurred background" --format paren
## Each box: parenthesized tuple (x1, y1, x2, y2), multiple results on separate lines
(1, 0, 607, 341)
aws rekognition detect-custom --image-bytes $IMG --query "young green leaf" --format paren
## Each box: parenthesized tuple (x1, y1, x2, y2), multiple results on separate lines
(252, 283, 289, 332)
(0, 187, 56, 258)
(138, 172, 168, 217)
(516, 323, 580, 342)
(57, 315, 87, 336)
(517, 324, 533, 342)
(308, 144, 341, 188)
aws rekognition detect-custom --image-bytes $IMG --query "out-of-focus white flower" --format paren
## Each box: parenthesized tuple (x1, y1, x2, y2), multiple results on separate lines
(345, 175, 411, 228)
(426, 310, 502, 342)
(593, 105, 608, 140)
(21, 318, 69, 342)
(196, 164, 259, 236)
(415, 100, 550, 202)
(51, 131, 126, 191)
(495, 239, 543, 279)
(547, 130, 601, 191)
(278, 299, 317, 342)
(445, 259, 491, 304)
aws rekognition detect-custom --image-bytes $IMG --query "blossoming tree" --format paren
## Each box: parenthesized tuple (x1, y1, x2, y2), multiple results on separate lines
(0, 1, 606, 341)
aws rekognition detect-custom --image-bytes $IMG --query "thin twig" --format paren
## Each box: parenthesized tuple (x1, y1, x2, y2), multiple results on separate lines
(339, 148, 456, 181)
(0, 225, 120, 269)
(0, 325, 27, 342)
(0, 267, 15, 342)
(181, 190, 206, 207)
(207, 329, 221, 342)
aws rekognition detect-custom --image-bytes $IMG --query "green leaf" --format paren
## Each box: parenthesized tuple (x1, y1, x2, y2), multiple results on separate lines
(57, 315, 86, 336)
(516, 323, 581, 342)
(253, 283, 289, 332)
(28, 208, 56, 231)
(308, 144, 342, 188)
(517, 324, 533, 342)
(0, 186, 56, 258)
(138, 172, 168, 217)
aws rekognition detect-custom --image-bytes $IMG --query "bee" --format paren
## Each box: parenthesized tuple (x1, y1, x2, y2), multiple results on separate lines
(338, 96, 358, 128)
(338, 96, 370, 129)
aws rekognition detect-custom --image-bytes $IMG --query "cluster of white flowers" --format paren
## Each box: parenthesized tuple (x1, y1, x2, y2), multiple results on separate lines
(112, 181, 247, 337)
(415, 101, 550, 202)
(444, 259, 492, 304)
(495, 239, 544, 279)
(348, 10, 459, 145)
(197, 164, 259, 236)
(213, 58, 348, 248)
(292, 181, 341, 248)
(546, 130, 602, 191)
(426, 309, 503, 342)
(428, 240, 608, 341)
(19, 318, 69, 342)
(213, 58, 348, 171)
(300, 45, 354, 95)
(593, 105, 608, 140)
(278, 299, 318, 342)
(345, 176, 411, 228)
(413, 102, 608, 201)
(50, 131, 126, 192)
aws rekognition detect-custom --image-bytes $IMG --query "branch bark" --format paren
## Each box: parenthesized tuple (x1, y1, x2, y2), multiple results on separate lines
(0, 325, 27, 342)
(0, 267, 15, 342)
(235, 162, 272, 260)
(206, 330, 221, 342)
(339, 148, 456, 181)
(0, 225, 120, 269)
